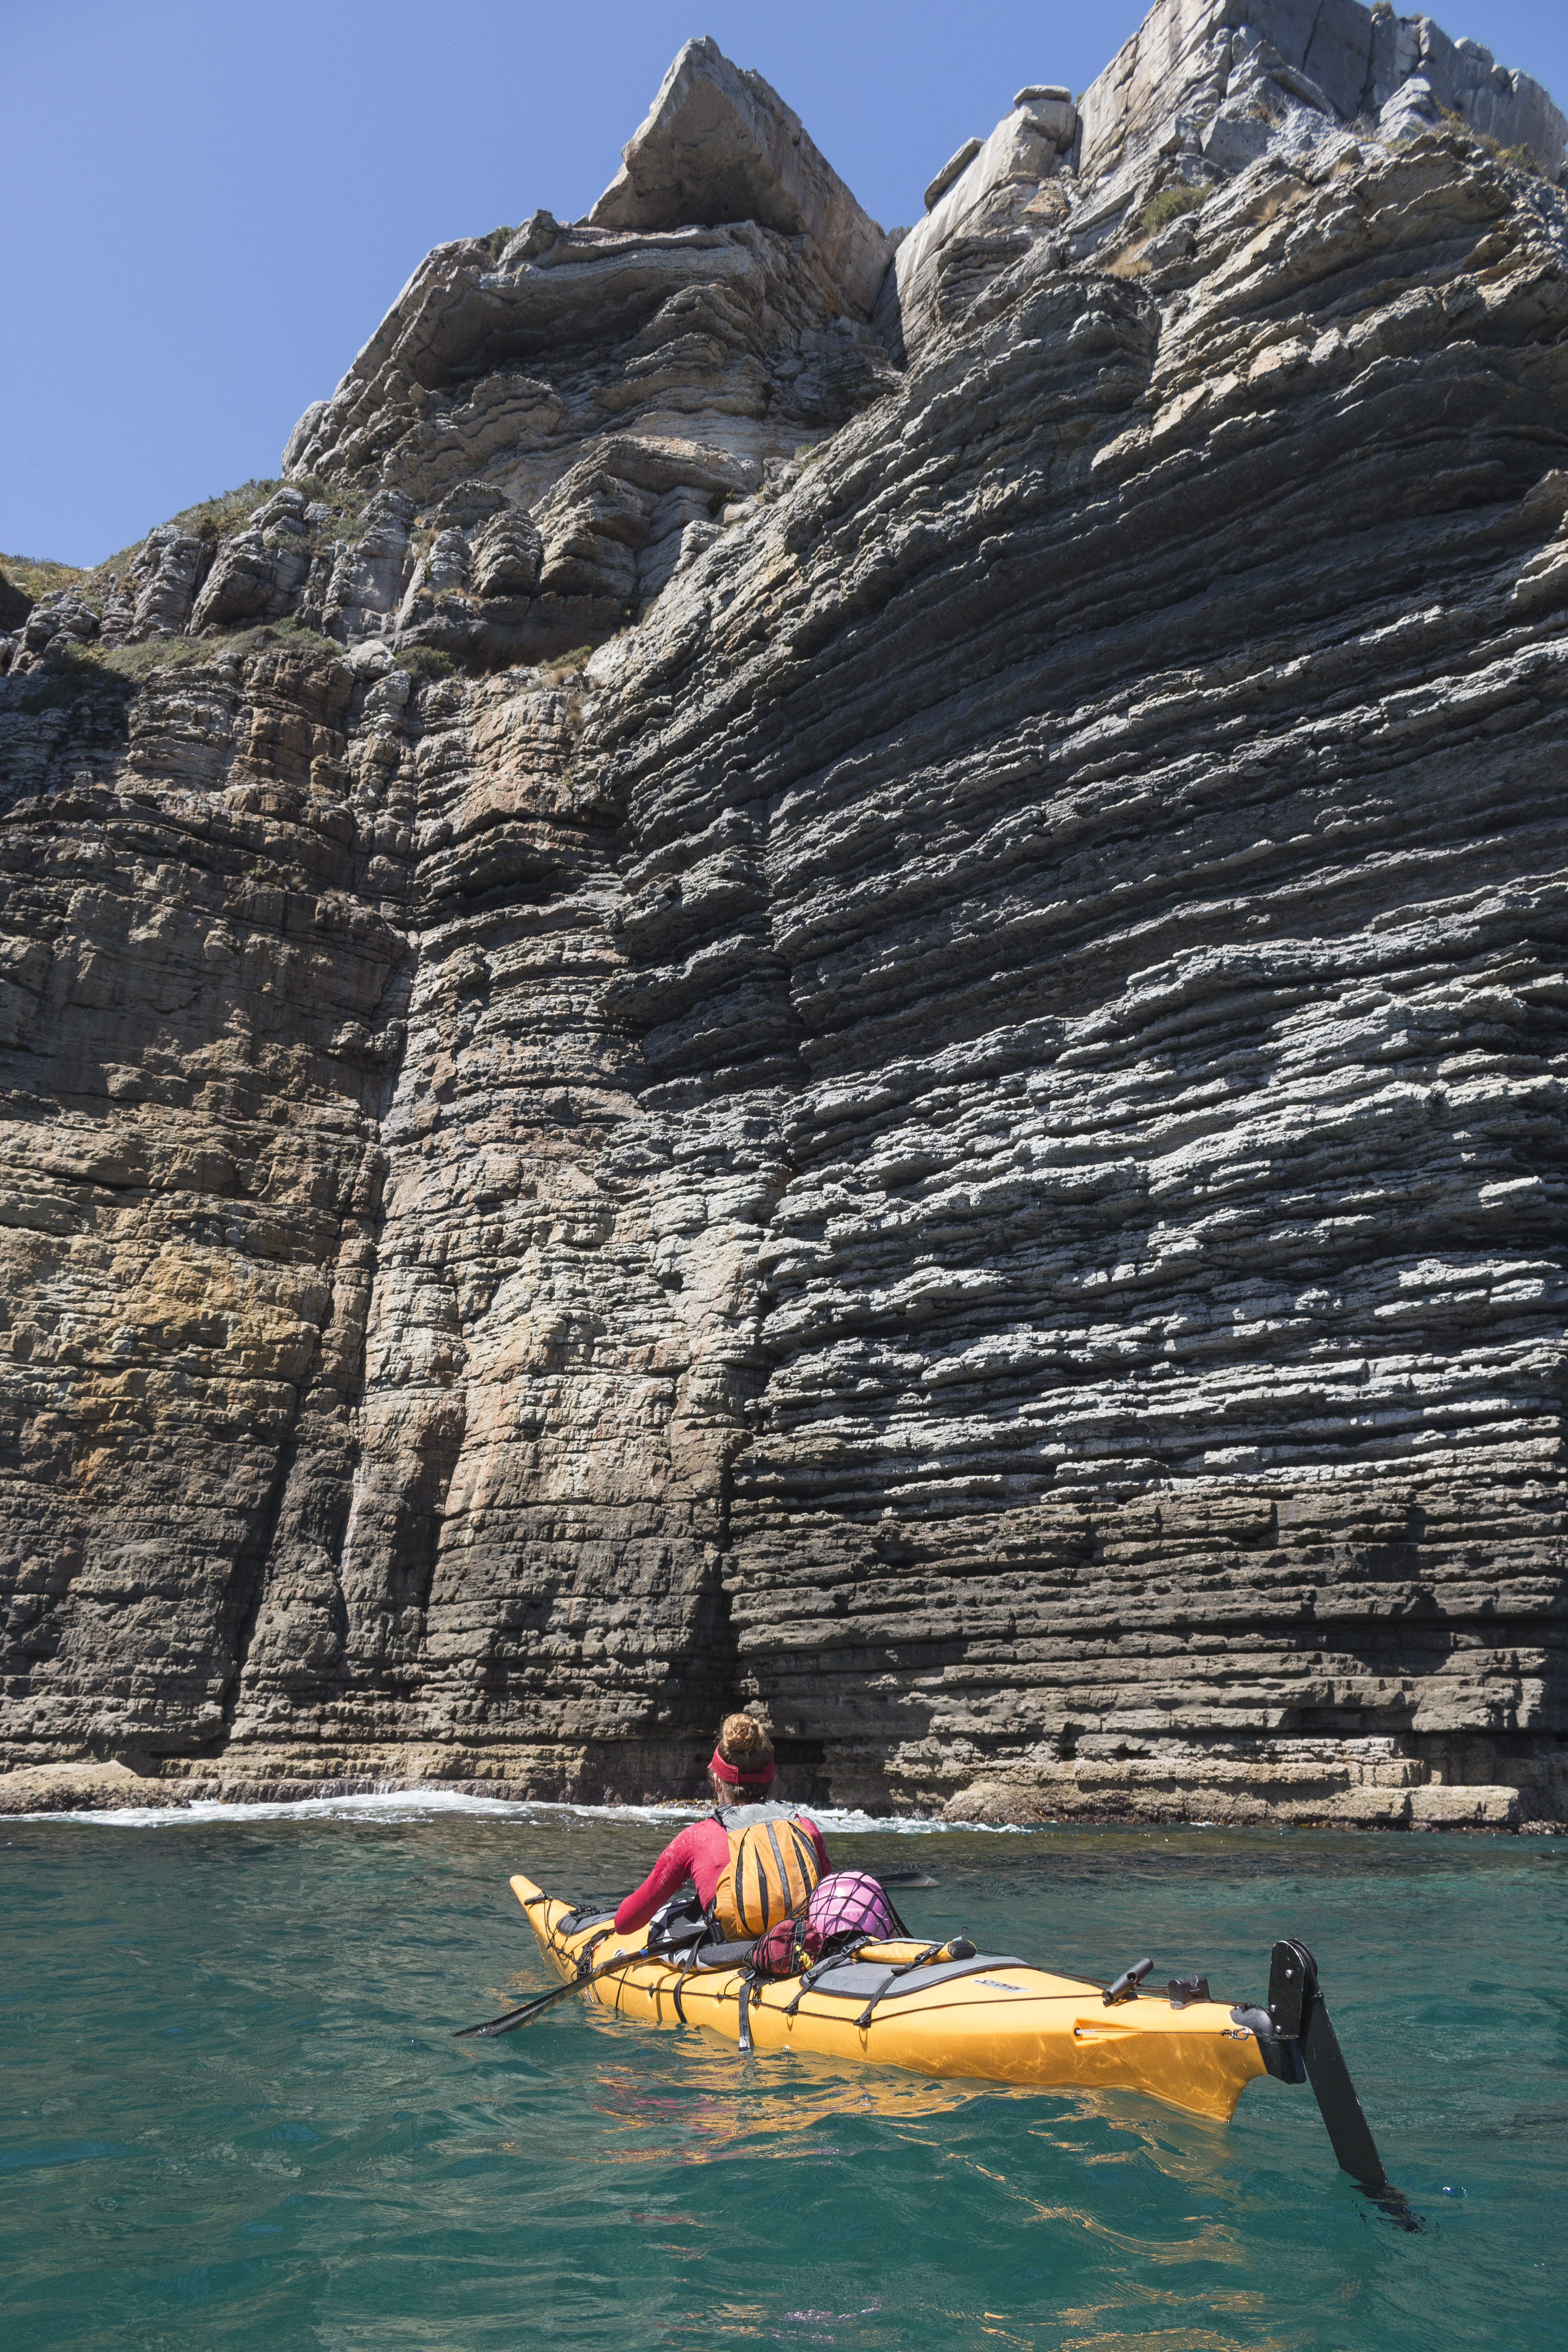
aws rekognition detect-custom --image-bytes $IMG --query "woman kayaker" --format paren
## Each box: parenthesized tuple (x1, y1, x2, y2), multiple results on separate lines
(612, 1713, 830, 1936)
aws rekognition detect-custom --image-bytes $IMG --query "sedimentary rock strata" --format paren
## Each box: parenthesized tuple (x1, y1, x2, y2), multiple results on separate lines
(2, 3, 1566, 1825)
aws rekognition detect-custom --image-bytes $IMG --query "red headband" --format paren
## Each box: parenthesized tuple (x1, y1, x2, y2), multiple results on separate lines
(710, 1745, 774, 1786)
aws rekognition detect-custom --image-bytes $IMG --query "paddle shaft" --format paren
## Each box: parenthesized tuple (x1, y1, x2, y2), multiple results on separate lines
(454, 1946, 650, 2039)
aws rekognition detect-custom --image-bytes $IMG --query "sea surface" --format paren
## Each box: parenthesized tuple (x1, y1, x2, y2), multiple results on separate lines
(4, 1797, 1565, 2351)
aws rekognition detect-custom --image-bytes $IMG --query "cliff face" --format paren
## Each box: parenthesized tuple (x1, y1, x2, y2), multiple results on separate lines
(3, 2, 1567, 1825)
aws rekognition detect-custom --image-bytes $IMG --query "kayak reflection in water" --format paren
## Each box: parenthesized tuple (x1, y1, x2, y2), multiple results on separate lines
(612, 1714, 829, 1939)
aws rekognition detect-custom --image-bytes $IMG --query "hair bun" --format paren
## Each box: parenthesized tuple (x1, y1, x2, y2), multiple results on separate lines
(718, 1711, 774, 1770)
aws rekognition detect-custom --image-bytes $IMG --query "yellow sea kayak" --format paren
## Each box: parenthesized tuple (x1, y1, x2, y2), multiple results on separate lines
(507, 1872, 1267, 2123)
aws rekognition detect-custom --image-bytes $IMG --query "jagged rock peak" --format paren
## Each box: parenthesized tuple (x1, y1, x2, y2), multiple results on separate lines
(1077, 0, 1565, 183)
(263, 36, 903, 674)
(883, 0, 1566, 356)
(587, 34, 894, 319)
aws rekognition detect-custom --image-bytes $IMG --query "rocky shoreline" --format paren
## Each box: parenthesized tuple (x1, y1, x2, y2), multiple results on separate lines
(2, 1734, 1559, 1830)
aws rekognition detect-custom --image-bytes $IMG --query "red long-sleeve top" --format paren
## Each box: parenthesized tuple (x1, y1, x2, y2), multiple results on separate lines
(613, 1812, 830, 1935)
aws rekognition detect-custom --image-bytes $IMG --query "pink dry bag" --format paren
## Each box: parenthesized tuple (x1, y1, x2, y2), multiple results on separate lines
(802, 1869, 900, 1959)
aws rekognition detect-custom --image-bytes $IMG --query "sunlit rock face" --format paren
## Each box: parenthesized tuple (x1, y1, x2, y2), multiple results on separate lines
(2, 3, 1567, 1826)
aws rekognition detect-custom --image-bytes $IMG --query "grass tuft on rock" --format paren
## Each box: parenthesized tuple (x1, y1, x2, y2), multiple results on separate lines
(4, 621, 349, 707)
(1436, 103, 1545, 175)
(75, 475, 370, 602)
(1140, 184, 1207, 237)
(2, 554, 86, 602)
(393, 645, 457, 680)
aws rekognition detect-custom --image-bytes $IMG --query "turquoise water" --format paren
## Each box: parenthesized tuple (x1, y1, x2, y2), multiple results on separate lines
(4, 1801, 1565, 2352)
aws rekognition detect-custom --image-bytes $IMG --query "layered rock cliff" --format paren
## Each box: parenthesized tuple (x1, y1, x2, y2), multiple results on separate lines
(3, 1, 1566, 1825)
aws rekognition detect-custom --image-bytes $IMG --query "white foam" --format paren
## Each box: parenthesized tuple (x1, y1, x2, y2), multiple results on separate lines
(15, 1787, 1035, 1834)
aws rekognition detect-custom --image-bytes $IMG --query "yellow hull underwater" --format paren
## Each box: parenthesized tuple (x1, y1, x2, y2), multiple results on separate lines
(508, 1874, 1267, 2124)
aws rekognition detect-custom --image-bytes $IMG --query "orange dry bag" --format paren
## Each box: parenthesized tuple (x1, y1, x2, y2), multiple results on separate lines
(708, 1802, 822, 1942)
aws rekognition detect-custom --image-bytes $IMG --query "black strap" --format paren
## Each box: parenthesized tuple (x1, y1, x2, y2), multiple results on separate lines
(738, 1971, 755, 2054)
(576, 1932, 610, 1981)
(672, 1969, 688, 2026)
(893, 1941, 943, 1977)
(785, 1933, 873, 2016)
(854, 1973, 896, 2029)
(762, 1822, 789, 1927)
(852, 1944, 944, 2030)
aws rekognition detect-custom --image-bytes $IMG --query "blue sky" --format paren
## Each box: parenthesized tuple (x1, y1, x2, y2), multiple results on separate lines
(7, 0, 1567, 567)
